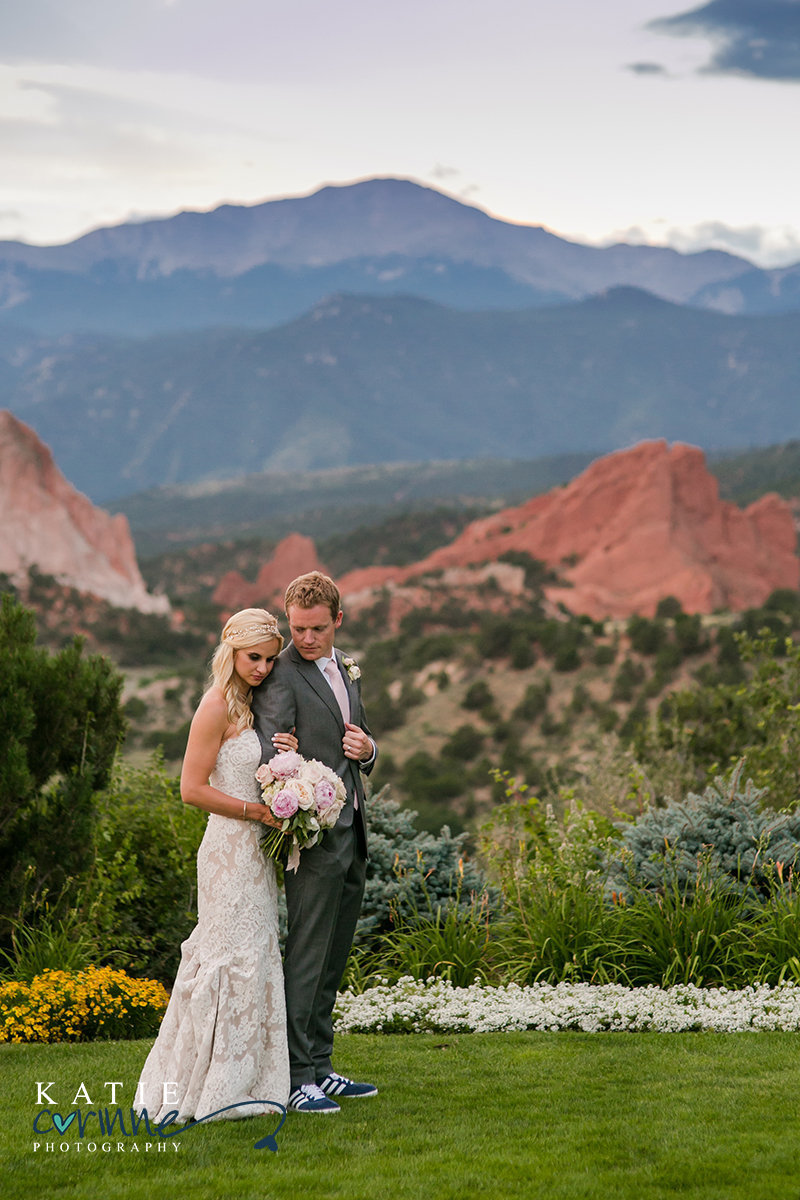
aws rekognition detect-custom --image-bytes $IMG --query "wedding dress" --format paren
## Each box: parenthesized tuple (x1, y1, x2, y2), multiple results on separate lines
(136, 729, 289, 1120)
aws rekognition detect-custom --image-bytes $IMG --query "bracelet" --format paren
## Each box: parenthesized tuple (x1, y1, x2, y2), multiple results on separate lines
(242, 801, 248, 819)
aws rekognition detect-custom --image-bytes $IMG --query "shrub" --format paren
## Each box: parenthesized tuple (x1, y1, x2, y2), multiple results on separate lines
(764, 589, 800, 624)
(0, 595, 126, 934)
(476, 614, 514, 659)
(143, 720, 191, 759)
(366, 688, 406, 734)
(398, 751, 465, 809)
(650, 631, 800, 804)
(618, 698, 648, 744)
(593, 643, 617, 667)
(673, 612, 709, 656)
(513, 681, 550, 722)
(89, 754, 206, 982)
(656, 596, 683, 619)
(462, 679, 495, 713)
(611, 658, 645, 702)
(353, 786, 491, 946)
(605, 763, 800, 899)
(442, 724, 483, 762)
(554, 642, 581, 672)
(627, 616, 667, 656)
(654, 641, 684, 673)
(509, 633, 536, 670)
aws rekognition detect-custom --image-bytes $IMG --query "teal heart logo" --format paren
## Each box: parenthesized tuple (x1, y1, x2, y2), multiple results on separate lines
(52, 1113, 76, 1133)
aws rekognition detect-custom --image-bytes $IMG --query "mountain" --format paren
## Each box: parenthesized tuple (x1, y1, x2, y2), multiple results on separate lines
(4, 288, 800, 502)
(0, 411, 168, 613)
(336, 441, 800, 620)
(690, 263, 800, 316)
(0, 178, 789, 337)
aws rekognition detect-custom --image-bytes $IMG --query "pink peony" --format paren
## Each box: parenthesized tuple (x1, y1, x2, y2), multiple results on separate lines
(268, 751, 302, 780)
(314, 779, 336, 811)
(271, 789, 299, 820)
(255, 763, 274, 786)
(315, 779, 345, 828)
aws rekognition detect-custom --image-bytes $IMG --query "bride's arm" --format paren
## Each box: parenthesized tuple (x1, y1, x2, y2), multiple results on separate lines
(180, 691, 283, 827)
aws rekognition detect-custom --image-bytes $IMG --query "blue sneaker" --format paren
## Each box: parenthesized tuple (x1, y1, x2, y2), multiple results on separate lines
(288, 1083, 340, 1113)
(317, 1072, 378, 1099)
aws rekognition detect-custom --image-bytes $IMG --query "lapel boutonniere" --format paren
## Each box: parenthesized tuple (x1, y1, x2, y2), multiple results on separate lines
(342, 656, 361, 682)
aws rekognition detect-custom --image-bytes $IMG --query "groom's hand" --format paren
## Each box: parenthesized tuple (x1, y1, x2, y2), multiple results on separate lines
(342, 723, 374, 762)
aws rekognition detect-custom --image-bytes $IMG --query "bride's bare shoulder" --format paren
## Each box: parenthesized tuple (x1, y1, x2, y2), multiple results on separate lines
(192, 686, 228, 726)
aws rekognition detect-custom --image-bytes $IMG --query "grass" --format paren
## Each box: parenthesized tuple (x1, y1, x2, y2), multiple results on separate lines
(3, 1032, 800, 1200)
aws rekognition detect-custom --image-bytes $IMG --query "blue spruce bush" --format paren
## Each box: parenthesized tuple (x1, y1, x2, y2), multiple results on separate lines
(606, 762, 800, 898)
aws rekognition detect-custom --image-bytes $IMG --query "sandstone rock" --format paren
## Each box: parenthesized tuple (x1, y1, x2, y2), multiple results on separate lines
(212, 532, 325, 611)
(338, 441, 799, 619)
(0, 410, 169, 613)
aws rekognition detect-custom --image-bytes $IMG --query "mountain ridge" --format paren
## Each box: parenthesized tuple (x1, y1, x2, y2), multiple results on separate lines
(0, 178, 789, 339)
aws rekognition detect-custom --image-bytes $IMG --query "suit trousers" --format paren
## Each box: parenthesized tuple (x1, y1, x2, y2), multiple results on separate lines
(283, 819, 366, 1087)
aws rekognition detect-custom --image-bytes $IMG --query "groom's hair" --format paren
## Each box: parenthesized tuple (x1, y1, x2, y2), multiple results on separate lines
(284, 571, 341, 620)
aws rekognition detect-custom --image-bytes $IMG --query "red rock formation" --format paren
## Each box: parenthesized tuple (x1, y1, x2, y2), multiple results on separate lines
(0, 410, 169, 613)
(338, 441, 799, 619)
(212, 533, 326, 610)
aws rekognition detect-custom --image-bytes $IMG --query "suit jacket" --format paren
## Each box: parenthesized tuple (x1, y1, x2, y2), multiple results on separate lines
(251, 643, 375, 841)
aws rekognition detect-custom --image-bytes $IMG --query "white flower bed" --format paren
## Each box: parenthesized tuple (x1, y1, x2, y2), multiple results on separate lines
(334, 976, 800, 1034)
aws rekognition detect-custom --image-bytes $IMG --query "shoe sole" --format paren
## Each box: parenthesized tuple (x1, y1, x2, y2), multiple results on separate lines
(321, 1088, 378, 1099)
(289, 1106, 340, 1114)
(287, 1104, 338, 1113)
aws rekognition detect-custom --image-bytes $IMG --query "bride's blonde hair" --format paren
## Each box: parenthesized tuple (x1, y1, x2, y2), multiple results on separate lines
(209, 608, 284, 732)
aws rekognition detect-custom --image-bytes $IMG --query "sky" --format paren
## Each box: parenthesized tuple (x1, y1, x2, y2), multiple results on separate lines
(1, 0, 799, 267)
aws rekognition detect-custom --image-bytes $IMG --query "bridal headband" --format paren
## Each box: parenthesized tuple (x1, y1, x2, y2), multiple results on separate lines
(224, 622, 281, 642)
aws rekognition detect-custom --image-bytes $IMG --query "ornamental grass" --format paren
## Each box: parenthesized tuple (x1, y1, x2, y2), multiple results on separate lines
(0, 966, 168, 1043)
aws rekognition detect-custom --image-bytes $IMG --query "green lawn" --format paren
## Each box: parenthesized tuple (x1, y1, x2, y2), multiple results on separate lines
(3, 1032, 798, 1200)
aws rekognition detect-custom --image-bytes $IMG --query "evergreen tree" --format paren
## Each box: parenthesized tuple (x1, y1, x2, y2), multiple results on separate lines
(0, 595, 126, 930)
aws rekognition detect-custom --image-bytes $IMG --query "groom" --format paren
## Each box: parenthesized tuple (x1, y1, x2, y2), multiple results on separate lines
(251, 571, 378, 1114)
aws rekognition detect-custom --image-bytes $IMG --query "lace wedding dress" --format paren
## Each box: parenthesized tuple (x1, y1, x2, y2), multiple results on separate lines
(136, 730, 289, 1120)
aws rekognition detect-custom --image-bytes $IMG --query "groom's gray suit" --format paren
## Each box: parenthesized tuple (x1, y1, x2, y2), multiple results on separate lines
(251, 642, 374, 1088)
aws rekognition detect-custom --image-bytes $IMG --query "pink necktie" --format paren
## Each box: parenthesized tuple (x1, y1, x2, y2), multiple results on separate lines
(324, 658, 350, 724)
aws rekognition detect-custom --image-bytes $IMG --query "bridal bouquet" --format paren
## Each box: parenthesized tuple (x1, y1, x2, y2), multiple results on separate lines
(255, 751, 347, 872)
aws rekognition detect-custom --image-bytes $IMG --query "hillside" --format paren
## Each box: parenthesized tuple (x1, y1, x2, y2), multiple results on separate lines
(115, 454, 594, 556)
(6, 289, 800, 502)
(712, 441, 800, 506)
(112, 569, 800, 834)
(5, 429, 799, 834)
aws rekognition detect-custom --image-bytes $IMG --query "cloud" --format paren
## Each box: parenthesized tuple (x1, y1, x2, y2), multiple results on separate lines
(607, 219, 800, 268)
(429, 164, 461, 181)
(425, 166, 480, 203)
(649, 0, 800, 81)
(626, 61, 670, 75)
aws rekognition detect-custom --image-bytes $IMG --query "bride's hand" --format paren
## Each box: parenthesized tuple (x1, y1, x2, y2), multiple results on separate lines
(271, 730, 298, 753)
(249, 805, 285, 830)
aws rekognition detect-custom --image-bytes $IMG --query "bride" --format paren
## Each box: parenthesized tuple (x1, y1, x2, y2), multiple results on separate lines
(136, 608, 294, 1121)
